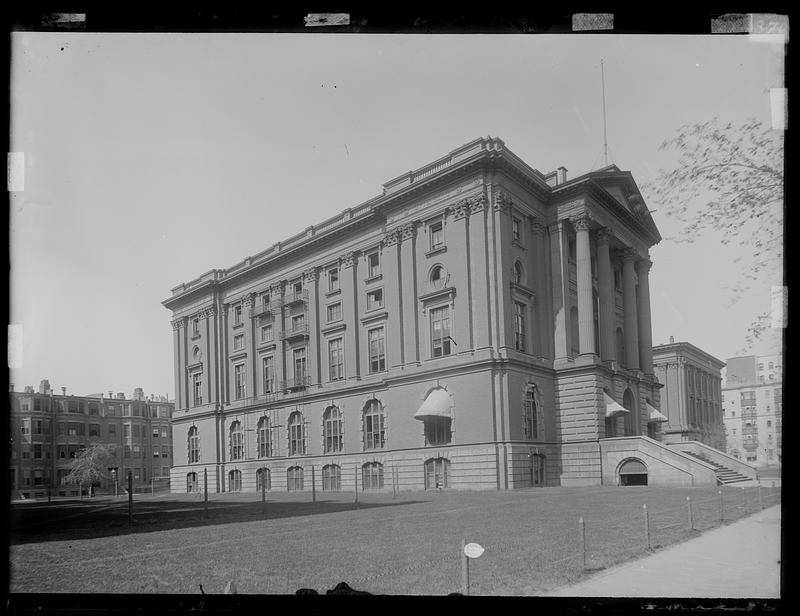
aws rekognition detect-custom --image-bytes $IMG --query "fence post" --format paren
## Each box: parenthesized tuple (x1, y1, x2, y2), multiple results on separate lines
(204, 468, 209, 519)
(311, 465, 316, 503)
(579, 516, 586, 570)
(718, 489, 724, 522)
(151, 478, 154, 496)
(261, 466, 266, 509)
(643, 504, 651, 550)
(758, 484, 763, 510)
(461, 538, 469, 595)
(686, 496, 694, 530)
(354, 464, 358, 504)
(127, 471, 133, 525)
(79, 481, 83, 501)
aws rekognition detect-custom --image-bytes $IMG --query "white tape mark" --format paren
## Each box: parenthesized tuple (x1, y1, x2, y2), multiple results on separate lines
(304, 13, 350, 27)
(771, 286, 787, 328)
(572, 13, 614, 31)
(8, 324, 23, 369)
(8, 152, 24, 192)
(770, 88, 787, 131)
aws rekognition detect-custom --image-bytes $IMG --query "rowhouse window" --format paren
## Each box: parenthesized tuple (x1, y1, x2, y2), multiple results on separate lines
(368, 327, 386, 373)
(424, 458, 450, 489)
(192, 318, 200, 337)
(287, 466, 304, 491)
(523, 388, 538, 440)
(186, 472, 197, 493)
(367, 251, 381, 278)
(327, 302, 342, 323)
(262, 356, 275, 393)
(258, 415, 273, 458)
(234, 363, 246, 399)
(430, 306, 452, 358)
(514, 301, 527, 352)
(328, 338, 344, 381)
(367, 288, 384, 311)
(291, 313, 305, 332)
(430, 221, 444, 250)
(188, 426, 200, 463)
(363, 400, 385, 450)
(328, 267, 340, 292)
(228, 469, 242, 492)
(193, 373, 203, 406)
(424, 416, 451, 446)
(362, 462, 384, 490)
(233, 334, 245, 350)
(89, 423, 100, 437)
(323, 406, 343, 453)
(288, 411, 306, 456)
(322, 464, 341, 491)
(229, 421, 244, 461)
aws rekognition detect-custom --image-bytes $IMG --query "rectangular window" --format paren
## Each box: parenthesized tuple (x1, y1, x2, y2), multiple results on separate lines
(123, 405, 131, 417)
(124, 445, 131, 458)
(192, 318, 200, 337)
(368, 327, 386, 372)
(160, 408, 169, 418)
(133, 404, 141, 417)
(33, 397, 41, 411)
(89, 403, 99, 415)
(33, 444, 43, 459)
(260, 324, 273, 342)
(234, 363, 246, 399)
(161, 427, 167, 438)
(123, 423, 131, 438)
(328, 267, 340, 292)
(109, 423, 116, 436)
(293, 348, 307, 383)
(367, 289, 384, 311)
(57, 422, 66, 436)
(89, 423, 100, 437)
(193, 372, 203, 406)
(512, 217, 521, 243)
(514, 301, 527, 352)
(329, 338, 344, 381)
(77, 423, 85, 436)
(430, 221, 444, 250)
(259, 292, 270, 310)
(153, 426, 160, 438)
(32, 419, 43, 435)
(133, 424, 140, 438)
(367, 251, 381, 278)
(233, 334, 245, 350)
(430, 306, 452, 358)
(234, 304, 243, 326)
(106, 405, 115, 416)
(262, 356, 275, 393)
(293, 280, 303, 296)
(326, 302, 342, 323)
(133, 445, 141, 458)
(291, 314, 306, 332)
(153, 446, 160, 458)
(162, 446, 169, 459)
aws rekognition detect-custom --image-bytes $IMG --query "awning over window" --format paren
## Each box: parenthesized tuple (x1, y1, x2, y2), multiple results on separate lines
(414, 388, 452, 421)
(604, 393, 629, 418)
(646, 402, 669, 423)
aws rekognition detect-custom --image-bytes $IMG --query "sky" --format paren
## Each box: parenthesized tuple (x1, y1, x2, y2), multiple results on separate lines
(9, 32, 785, 398)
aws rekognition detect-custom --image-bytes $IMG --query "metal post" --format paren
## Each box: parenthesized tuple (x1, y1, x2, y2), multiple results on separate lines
(311, 465, 316, 503)
(460, 538, 469, 595)
(579, 516, 586, 570)
(718, 489, 723, 522)
(686, 496, 694, 530)
(79, 481, 83, 501)
(151, 478, 154, 496)
(758, 484, 763, 510)
(127, 471, 133, 525)
(354, 464, 358, 504)
(204, 468, 209, 519)
(261, 466, 266, 509)
(643, 504, 651, 550)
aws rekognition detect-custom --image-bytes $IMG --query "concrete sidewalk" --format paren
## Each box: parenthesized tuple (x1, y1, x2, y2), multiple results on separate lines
(543, 504, 782, 598)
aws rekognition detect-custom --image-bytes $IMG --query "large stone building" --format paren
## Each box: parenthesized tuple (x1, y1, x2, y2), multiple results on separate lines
(8, 379, 174, 498)
(722, 354, 783, 467)
(652, 338, 726, 450)
(164, 136, 749, 492)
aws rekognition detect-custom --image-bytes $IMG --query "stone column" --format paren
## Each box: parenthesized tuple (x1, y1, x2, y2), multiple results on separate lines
(383, 228, 403, 368)
(595, 228, 616, 362)
(550, 221, 570, 361)
(530, 217, 548, 358)
(452, 200, 473, 350)
(573, 216, 596, 356)
(206, 305, 217, 406)
(304, 268, 320, 387)
(244, 293, 257, 397)
(270, 283, 285, 389)
(468, 194, 491, 350)
(171, 320, 183, 410)
(340, 253, 359, 378)
(636, 258, 654, 375)
(399, 223, 419, 365)
(222, 304, 230, 404)
(180, 318, 189, 409)
(622, 248, 640, 370)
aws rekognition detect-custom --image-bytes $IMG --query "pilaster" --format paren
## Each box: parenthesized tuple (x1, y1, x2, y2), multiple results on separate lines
(622, 248, 640, 371)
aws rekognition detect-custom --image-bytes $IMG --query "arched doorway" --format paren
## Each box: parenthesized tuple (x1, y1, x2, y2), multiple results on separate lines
(618, 458, 648, 486)
(186, 472, 197, 493)
(529, 453, 546, 487)
(623, 388, 638, 436)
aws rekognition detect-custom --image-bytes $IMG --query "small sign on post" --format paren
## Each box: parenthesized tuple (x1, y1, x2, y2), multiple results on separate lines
(461, 540, 484, 595)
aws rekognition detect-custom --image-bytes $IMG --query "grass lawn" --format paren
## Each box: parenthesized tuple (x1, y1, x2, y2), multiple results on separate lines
(9, 484, 780, 596)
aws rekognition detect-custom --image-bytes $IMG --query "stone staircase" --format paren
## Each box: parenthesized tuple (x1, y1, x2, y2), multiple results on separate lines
(683, 451, 752, 485)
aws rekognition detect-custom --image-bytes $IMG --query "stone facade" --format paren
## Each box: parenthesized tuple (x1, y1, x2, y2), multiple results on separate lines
(163, 136, 716, 493)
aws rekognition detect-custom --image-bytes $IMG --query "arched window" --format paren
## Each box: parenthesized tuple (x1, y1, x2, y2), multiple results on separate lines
(570, 306, 580, 356)
(322, 464, 341, 491)
(513, 261, 524, 285)
(257, 415, 273, 458)
(523, 388, 538, 440)
(287, 466, 304, 491)
(256, 467, 271, 492)
(530, 454, 545, 486)
(228, 469, 242, 492)
(323, 406, 342, 453)
(618, 458, 648, 486)
(188, 426, 200, 464)
(363, 400, 385, 450)
(424, 457, 450, 489)
(186, 472, 197, 493)
(288, 411, 306, 456)
(615, 328, 625, 365)
(362, 462, 384, 489)
(623, 388, 637, 436)
(229, 421, 244, 461)
(431, 265, 446, 290)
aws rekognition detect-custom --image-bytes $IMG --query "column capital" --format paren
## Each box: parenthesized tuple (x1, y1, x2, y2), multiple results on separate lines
(171, 319, 182, 331)
(383, 227, 401, 246)
(637, 258, 653, 274)
(452, 199, 471, 220)
(205, 305, 217, 318)
(303, 267, 319, 283)
(341, 251, 358, 269)
(595, 226, 614, 244)
(468, 193, 489, 214)
(571, 215, 592, 232)
(400, 221, 418, 242)
(622, 247, 640, 263)
(529, 216, 546, 236)
(242, 293, 256, 307)
(493, 190, 513, 214)
(269, 282, 283, 296)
